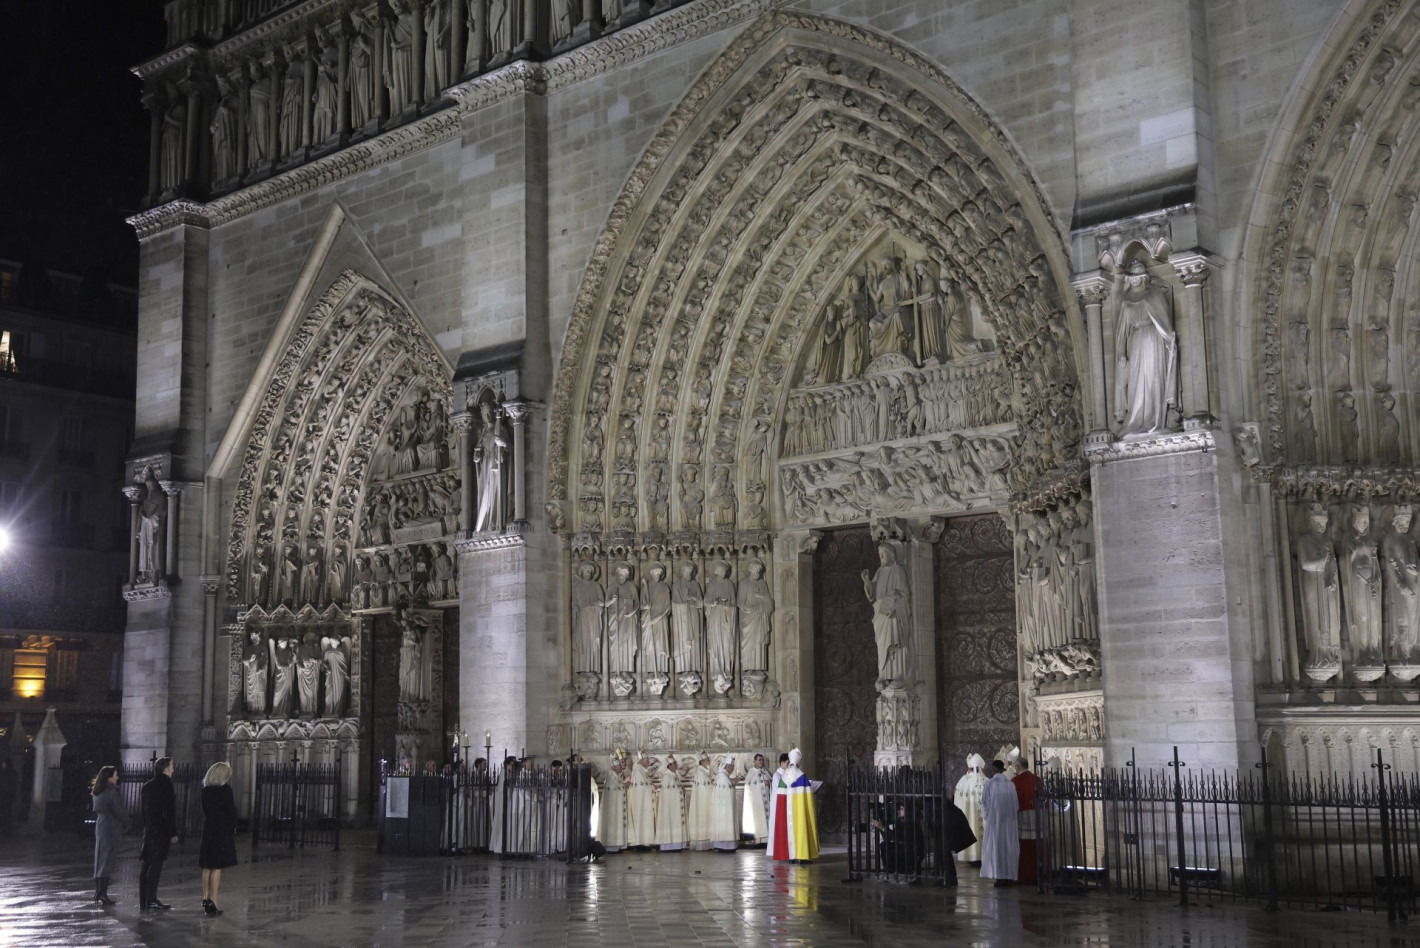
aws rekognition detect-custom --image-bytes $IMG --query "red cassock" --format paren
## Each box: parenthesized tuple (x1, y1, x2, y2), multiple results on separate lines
(1013, 770, 1044, 884)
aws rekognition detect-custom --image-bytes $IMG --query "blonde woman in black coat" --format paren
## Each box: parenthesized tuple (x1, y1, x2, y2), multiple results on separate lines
(90, 766, 127, 905)
(198, 762, 239, 916)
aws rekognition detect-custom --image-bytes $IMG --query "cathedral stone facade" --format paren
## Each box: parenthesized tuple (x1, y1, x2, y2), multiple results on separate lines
(124, 0, 1420, 818)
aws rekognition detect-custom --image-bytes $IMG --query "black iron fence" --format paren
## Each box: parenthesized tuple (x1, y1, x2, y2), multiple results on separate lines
(251, 762, 342, 851)
(843, 761, 966, 886)
(49, 761, 203, 838)
(1036, 747, 1418, 921)
(376, 762, 592, 860)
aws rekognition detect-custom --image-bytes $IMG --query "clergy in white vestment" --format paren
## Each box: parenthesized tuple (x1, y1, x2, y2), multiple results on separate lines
(626, 754, 657, 847)
(490, 757, 528, 854)
(655, 755, 685, 851)
(547, 760, 569, 854)
(953, 753, 988, 863)
(710, 757, 740, 851)
(685, 754, 715, 850)
(599, 753, 629, 852)
(980, 760, 1020, 885)
(741, 753, 772, 845)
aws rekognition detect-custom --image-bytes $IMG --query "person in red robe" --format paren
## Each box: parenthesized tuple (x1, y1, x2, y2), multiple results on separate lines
(1012, 759, 1044, 885)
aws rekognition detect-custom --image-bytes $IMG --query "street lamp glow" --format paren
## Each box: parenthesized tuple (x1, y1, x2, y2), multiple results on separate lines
(0, 526, 10, 553)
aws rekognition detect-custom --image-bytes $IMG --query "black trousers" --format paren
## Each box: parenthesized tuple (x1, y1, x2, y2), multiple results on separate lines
(139, 857, 164, 907)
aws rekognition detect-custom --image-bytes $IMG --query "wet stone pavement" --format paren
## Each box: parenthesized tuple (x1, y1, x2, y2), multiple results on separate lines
(0, 832, 1416, 948)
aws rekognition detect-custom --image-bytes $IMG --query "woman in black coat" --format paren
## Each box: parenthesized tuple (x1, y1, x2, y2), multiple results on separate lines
(90, 766, 128, 904)
(198, 761, 239, 916)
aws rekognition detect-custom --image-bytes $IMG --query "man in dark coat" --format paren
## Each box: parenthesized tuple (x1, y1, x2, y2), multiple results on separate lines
(139, 757, 178, 911)
(0, 758, 18, 835)
(940, 795, 978, 887)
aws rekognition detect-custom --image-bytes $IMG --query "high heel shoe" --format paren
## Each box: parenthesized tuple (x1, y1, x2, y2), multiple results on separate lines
(202, 899, 222, 917)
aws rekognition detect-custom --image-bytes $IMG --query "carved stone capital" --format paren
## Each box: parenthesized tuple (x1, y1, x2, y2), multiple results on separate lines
(157, 479, 184, 498)
(1170, 250, 1220, 287)
(503, 401, 530, 424)
(450, 409, 474, 434)
(122, 485, 146, 505)
(1070, 273, 1110, 307)
(200, 574, 222, 595)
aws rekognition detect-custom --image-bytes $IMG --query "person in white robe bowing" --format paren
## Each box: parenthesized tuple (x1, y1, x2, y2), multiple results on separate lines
(599, 751, 629, 853)
(685, 754, 715, 851)
(710, 757, 740, 851)
(980, 759, 1020, 886)
(654, 755, 685, 851)
(741, 753, 772, 845)
(953, 753, 988, 866)
(490, 756, 524, 854)
(766, 748, 820, 863)
(626, 753, 657, 848)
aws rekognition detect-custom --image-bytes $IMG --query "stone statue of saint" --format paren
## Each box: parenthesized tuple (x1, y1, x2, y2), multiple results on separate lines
(1337, 505, 1383, 676)
(241, 631, 269, 716)
(279, 66, 303, 158)
(160, 98, 185, 192)
(862, 541, 912, 691)
(322, 634, 351, 717)
(868, 257, 911, 361)
(474, 402, 511, 532)
(248, 73, 273, 164)
(911, 260, 944, 365)
(137, 477, 166, 581)
(350, 28, 373, 128)
(737, 559, 773, 674)
(300, 543, 324, 605)
(352, 554, 373, 610)
(572, 561, 605, 675)
(385, 0, 416, 114)
(488, 0, 512, 57)
(313, 54, 337, 143)
(327, 544, 348, 604)
(816, 304, 844, 384)
(670, 562, 703, 679)
(431, 542, 456, 600)
(270, 637, 297, 717)
(1111, 260, 1177, 437)
(210, 84, 237, 182)
(640, 563, 672, 677)
(1071, 500, 1097, 642)
(606, 564, 639, 676)
(424, 0, 451, 93)
(704, 561, 737, 694)
(1382, 505, 1420, 675)
(296, 633, 323, 716)
(1294, 503, 1342, 680)
(840, 276, 870, 380)
(398, 614, 432, 702)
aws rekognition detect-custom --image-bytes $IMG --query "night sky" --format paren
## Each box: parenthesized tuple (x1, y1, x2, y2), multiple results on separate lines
(0, 2, 166, 284)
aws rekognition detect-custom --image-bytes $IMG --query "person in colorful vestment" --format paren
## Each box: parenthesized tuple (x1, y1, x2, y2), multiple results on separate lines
(767, 747, 820, 863)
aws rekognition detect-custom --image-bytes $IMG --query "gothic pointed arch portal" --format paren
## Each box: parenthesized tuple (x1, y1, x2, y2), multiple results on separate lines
(546, 12, 1087, 765)
(220, 269, 459, 812)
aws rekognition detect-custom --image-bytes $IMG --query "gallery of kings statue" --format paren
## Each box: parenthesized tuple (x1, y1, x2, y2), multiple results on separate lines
(120, 0, 1420, 828)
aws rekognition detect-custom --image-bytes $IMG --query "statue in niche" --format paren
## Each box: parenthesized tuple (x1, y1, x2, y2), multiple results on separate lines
(350, 25, 373, 128)
(270, 637, 297, 717)
(137, 475, 165, 581)
(160, 96, 185, 192)
(488, 0, 512, 58)
(296, 633, 322, 716)
(1336, 392, 1360, 462)
(279, 66, 303, 158)
(1294, 503, 1342, 681)
(322, 633, 351, 716)
(814, 302, 845, 385)
(1072, 501, 1098, 641)
(680, 465, 704, 525)
(241, 631, 269, 716)
(640, 564, 671, 693)
(1382, 505, 1420, 676)
(210, 79, 237, 182)
(1338, 505, 1384, 677)
(417, 399, 448, 471)
(737, 559, 773, 675)
(300, 543, 324, 605)
(1329, 324, 1351, 391)
(327, 543, 348, 603)
(606, 563, 639, 687)
(868, 256, 912, 361)
(313, 50, 337, 143)
(941, 273, 981, 359)
(911, 260, 945, 365)
(863, 541, 912, 692)
(248, 71, 272, 163)
(704, 561, 737, 695)
(398, 613, 433, 702)
(671, 562, 703, 693)
(424, 0, 451, 93)
(1378, 393, 1401, 463)
(1051, 508, 1079, 647)
(385, 0, 416, 114)
(474, 401, 511, 532)
(1369, 327, 1390, 388)
(430, 542, 456, 600)
(710, 466, 736, 528)
(371, 552, 394, 607)
(390, 404, 421, 476)
(1293, 392, 1317, 457)
(549, 0, 575, 47)
(1112, 260, 1177, 437)
(352, 555, 372, 610)
(572, 561, 605, 676)
(840, 276, 870, 380)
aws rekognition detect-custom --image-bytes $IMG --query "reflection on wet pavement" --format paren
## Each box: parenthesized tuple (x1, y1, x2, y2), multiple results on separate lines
(0, 832, 1413, 947)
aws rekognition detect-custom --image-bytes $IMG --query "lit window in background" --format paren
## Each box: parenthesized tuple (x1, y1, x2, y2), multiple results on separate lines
(12, 647, 46, 699)
(0, 331, 14, 373)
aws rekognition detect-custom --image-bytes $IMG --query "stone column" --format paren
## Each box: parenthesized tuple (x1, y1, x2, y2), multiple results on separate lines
(1171, 251, 1218, 426)
(336, 23, 352, 142)
(179, 78, 203, 194)
(262, 50, 282, 167)
(374, 11, 390, 123)
(452, 409, 475, 533)
(467, 0, 486, 75)
(123, 485, 143, 585)
(573, 0, 600, 42)
(411, 0, 427, 107)
(159, 481, 181, 582)
(906, 517, 942, 767)
(142, 89, 164, 202)
(233, 70, 250, 179)
(1072, 272, 1111, 437)
(450, 0, 467, 76)
(519, 0, 537, 56)
(301, 41, 317, 153)
(200, 575, 220, 723)
(772, 530, 819, 769)
(505, 402, 528, 523)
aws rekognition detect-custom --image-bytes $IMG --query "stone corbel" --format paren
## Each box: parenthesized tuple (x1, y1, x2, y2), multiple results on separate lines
(1070, 271, 1111, 439)
(1169, 250, 1222, 428)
